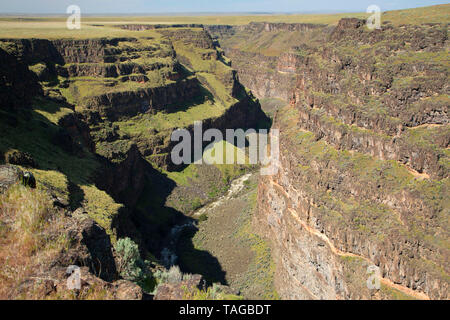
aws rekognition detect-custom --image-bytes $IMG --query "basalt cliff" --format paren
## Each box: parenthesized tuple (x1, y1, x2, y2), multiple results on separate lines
(210, 18, 449, 300)
(0, 25, 267, 299)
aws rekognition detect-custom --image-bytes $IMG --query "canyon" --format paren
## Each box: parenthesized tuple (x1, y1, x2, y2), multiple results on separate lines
(0, 5, 448, 300)
(209, 17, 449, 300)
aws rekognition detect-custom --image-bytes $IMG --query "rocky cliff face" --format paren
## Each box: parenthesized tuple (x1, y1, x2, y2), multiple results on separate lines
(253, 19, 449, 300)
(0, 46, 42, 110)
(83, 78, 203, 121)
(0, 25, 269, 299)
(207, 23, 331, 102)
(257, 113, 448, 299)
(222, 48, 296, 101)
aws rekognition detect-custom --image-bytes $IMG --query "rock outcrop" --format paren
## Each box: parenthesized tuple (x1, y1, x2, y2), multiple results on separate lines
(0, 165, 24, 192)
(0, 47, 41, 110)
(0, 168, 143, 299)
(222, 48, 296, 101)
(0, 24, 270, 301)
(82, 78, 203, 121)
(207, 23, 330, 101)
(153, 274, 203, 300)
(252, 19, 449, 300)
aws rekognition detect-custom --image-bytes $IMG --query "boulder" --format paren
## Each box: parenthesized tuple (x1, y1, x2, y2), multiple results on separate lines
(154, 274, 203, 300)
(5, 149, 37, 168)
(22, 171, 36, 189)
(113, 280, 143, 300)
(0, 164, 23, 193)
(0, 47, 42, 111)
(79, 218, 118, 282)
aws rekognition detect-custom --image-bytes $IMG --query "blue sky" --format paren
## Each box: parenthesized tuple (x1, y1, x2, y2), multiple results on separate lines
(0, 0, 448, 14)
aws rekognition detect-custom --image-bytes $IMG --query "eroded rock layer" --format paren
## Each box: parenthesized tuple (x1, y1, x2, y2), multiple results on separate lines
(252, 19, 449, 300)
(0, 25, 268, 299)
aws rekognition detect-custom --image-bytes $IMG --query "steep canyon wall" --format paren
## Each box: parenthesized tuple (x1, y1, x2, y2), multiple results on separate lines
(213, 19, 449, 300)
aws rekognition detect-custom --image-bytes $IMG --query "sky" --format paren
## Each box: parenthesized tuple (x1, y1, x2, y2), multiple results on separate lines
(0, 0, 448, 14)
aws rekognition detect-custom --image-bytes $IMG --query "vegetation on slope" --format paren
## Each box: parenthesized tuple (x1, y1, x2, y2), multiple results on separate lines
(177, 174, 278, 299)
(0, 24, 261, 299)
(277, 103, 449, 298)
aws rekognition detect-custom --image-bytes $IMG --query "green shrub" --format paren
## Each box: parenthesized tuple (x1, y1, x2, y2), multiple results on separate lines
(115, 237, 144, 282)
(153, 265, 189, 284)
